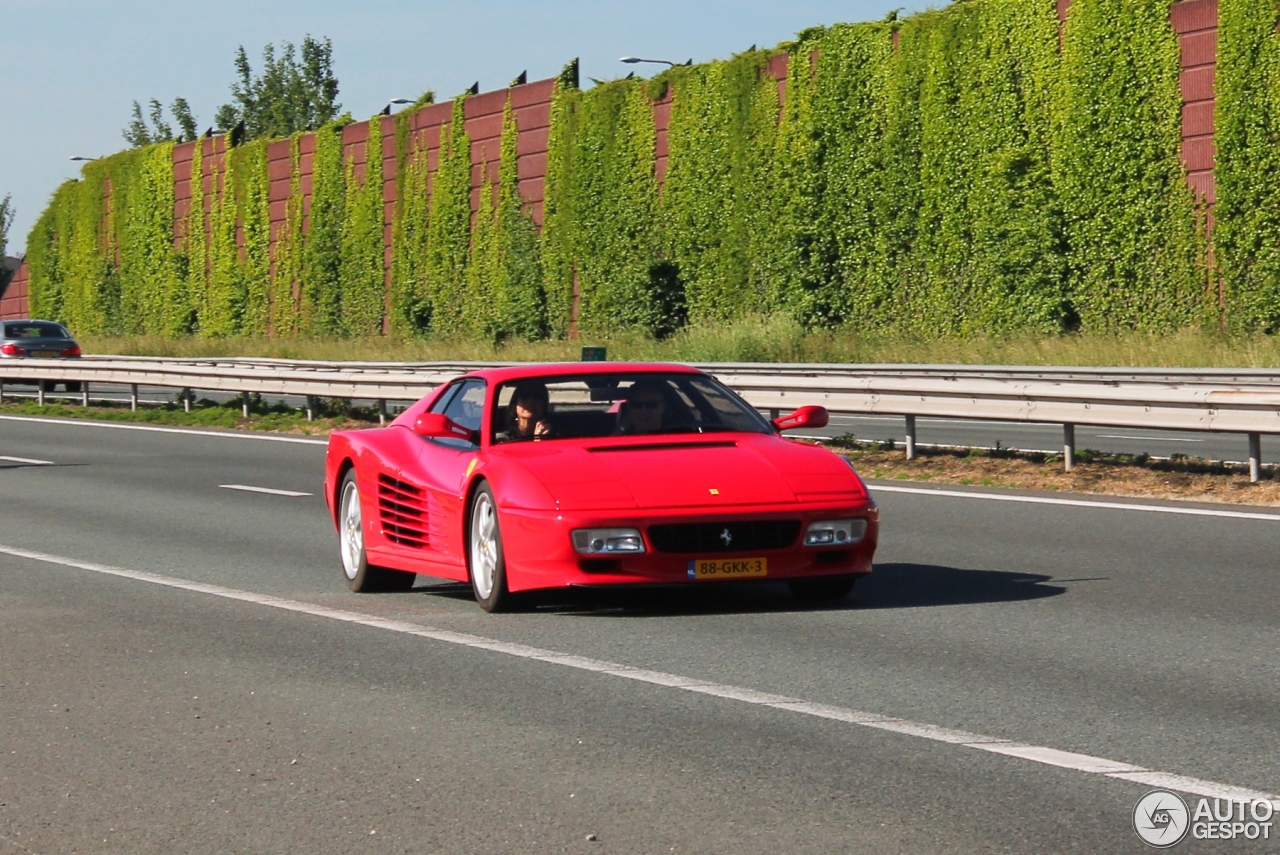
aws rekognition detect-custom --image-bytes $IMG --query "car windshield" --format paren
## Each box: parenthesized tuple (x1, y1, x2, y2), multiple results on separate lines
(4, 322, 69, 339)
(491, 372, 771, 444)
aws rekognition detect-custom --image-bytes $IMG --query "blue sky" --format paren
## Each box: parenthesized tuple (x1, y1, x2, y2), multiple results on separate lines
(1, 1, 931, 253)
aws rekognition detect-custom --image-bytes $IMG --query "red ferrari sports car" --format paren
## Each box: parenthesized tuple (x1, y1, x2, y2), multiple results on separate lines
(324, 363, 879, 611)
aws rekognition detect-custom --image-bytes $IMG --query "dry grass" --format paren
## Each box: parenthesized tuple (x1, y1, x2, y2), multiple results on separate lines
(844, 446, 1280, 507)
(79, 317, 1280, 367)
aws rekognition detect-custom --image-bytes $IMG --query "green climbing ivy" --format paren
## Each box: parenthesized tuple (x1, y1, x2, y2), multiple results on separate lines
(1054, 0, 1206, 331)
(660, 49, 778, 327)
(1214, 0, 1280, 332)
(339, 118, 387, 336)
(304, 123, 346, 335)
(270, 136, 304, 335)
(390, 109, 432, 334)
(543, 77, 660, 336)
(422, 96, 472, 335)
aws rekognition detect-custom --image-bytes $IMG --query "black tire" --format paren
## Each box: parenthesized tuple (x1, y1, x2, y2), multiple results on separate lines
(65, 381, 83, 393)
(789, 575, 857, 602)
(337, 470, 415, 593)
(467, 483, 516, 612)
(39, 380, 56, 393)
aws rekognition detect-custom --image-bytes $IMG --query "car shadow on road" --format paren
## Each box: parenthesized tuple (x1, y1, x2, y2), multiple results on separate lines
(428, 563, 1069, 617)
(852, 563, 1067, 610)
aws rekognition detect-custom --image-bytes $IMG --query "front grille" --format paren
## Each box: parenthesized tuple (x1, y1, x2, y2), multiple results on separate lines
(647, 520, 800, 554)
(377, 474, 429, 548)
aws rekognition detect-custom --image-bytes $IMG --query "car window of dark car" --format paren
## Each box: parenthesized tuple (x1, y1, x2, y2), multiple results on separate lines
(5, 323, 68, 339)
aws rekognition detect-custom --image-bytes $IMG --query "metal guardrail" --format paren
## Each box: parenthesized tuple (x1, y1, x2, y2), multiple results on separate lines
(3, 356, 1278, 481)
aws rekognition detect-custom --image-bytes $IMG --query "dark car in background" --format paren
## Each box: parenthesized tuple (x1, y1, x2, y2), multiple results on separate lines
(0, 320, 83, 392)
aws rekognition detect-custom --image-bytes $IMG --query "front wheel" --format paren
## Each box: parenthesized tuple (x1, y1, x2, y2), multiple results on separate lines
(789, 575, 856, 602)
(468, 483, 515, 612)
(338, 470, 415, 593)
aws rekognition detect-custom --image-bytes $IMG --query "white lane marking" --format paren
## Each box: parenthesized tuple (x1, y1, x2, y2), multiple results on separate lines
(1095, 434, 1203, 443)
(1, 542, 1276, 810)
(219, 484, 312, 497)
(0, 455, 54, 465)
(871, 485, 1280, 522)
(0, 414, 327, 445)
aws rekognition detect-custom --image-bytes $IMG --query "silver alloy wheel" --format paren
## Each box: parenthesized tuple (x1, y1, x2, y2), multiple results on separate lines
(339, 478, 363, 581)
(470, 490, 498, 600)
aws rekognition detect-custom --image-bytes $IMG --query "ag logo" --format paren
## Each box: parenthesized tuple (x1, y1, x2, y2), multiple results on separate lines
(1133, 790, 1190, 848)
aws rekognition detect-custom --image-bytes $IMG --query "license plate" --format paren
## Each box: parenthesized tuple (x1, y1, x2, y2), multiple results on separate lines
(31, 350, 57, 357)
(687, 557, 767, 580)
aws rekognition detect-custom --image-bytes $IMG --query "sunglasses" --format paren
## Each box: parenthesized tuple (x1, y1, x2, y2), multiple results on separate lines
(629, 399, 663, 410)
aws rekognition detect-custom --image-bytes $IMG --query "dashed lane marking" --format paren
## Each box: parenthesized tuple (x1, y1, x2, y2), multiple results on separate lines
(219, 484, 312, 497)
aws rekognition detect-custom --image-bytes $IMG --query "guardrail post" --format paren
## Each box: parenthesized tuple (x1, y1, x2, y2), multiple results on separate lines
(305, 396, 315, 422)
(242, 391, 250, 419)
(1063, 423, 1076, 472)
(82, 383, 89, 407)
(0, 379, 5, 403)
(182, 388, 192, 413)
(904, 415, 917, 460)
(37, 383, 45, 407)
(377, 399, 387, 425)
(130, 384, 138, 411)
(1248, 432, 1261, 483)
(769, 408, 779, 423)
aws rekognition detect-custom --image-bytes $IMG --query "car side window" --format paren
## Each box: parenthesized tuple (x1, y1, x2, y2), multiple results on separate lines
(428, 379, 485, 450)
(428, 382, 464, 416)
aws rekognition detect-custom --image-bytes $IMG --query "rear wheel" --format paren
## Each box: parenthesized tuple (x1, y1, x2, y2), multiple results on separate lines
(338, 470, 415, 593)
(468, 483, 515, 612)
(65, 381, 82, 393)
(789, 575, 856, 602)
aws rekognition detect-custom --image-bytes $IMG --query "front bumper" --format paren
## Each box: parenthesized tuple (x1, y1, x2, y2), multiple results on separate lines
(498, 500, 879, 593)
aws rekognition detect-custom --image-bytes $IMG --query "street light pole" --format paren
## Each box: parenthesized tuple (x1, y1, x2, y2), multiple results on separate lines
(620, 56, 677, 67)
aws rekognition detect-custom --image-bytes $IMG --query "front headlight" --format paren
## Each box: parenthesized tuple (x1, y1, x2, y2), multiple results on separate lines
(571, 528, 646, 555)
(803, 519, 866, 547)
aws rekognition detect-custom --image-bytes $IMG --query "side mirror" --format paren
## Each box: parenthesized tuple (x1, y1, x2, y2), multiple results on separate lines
(772, 405, 829, 431)
(413, 413, 476, 442)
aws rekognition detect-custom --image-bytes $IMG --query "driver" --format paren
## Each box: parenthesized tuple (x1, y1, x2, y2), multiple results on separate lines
(615, 379, 667, 435)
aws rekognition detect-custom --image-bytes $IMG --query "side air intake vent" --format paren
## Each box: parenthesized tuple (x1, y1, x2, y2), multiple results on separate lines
(377, 474, 428, 548)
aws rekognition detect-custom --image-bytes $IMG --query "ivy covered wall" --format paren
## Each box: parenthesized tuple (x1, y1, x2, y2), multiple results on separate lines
(1215, 0, 1280, 333)
(20, 0, 1279, 340)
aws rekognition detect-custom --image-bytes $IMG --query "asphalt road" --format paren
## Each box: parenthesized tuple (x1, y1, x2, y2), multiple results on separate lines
(1, 415, 1277, 853)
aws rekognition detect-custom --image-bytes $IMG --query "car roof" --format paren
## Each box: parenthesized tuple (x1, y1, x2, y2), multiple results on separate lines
(458, 362, 704, 385)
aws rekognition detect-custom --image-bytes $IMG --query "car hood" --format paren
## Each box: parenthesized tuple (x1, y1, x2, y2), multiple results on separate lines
(495, 434, 865, 511)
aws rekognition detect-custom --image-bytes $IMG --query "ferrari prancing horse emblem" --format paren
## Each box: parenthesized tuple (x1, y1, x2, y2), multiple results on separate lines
(720, 528, 733, 547)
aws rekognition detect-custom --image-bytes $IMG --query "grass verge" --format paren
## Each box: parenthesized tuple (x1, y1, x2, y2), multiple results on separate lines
(79, 318, 1280, 367)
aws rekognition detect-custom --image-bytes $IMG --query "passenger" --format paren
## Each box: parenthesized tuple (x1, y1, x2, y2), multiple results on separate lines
(615, 379, 668, 435)
(497, 381, 553, 442)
